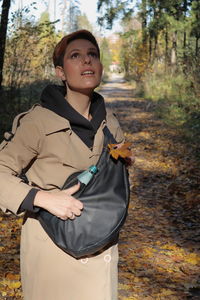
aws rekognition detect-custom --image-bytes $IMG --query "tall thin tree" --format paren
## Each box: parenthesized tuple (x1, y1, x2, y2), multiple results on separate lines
(141, 0, 147, 43)
(0, 0, 11, 90)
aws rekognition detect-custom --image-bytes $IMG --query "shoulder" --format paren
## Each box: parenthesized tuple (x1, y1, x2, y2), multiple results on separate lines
(21, 104, 52, 124)
(19, 105, 70, 135)
(106, 107, 120, 129)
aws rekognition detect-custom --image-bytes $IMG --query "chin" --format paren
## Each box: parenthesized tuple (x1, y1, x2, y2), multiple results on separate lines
(71, 82, 100, 93)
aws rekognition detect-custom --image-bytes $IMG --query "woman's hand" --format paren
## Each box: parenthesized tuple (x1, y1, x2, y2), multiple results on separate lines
(34, 183, 83, 220)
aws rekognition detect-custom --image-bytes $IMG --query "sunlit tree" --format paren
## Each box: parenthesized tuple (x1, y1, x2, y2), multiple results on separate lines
(0, 0, 11, 90)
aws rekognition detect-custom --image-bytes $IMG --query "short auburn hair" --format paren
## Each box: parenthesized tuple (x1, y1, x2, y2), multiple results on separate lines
(53, 30, 100, 67)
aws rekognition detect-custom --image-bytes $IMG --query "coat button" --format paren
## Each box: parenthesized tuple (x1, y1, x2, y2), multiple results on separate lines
(4, 131, 14, 141)
(104, 254, 111, 263)
(81, 258, 88, 264)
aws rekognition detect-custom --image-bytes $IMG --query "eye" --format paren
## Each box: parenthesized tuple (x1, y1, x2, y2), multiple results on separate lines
(70, 52, 80, 59)
(88, 51, 98, 58)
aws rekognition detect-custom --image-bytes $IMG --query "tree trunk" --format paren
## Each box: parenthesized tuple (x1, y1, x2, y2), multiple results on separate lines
(0, 0, 11, 90)
(196, 37, 199, 57)
(183, 31, 186, 50)
(183, 30, 187, 71)
(165, 29, 169, 69)
(149, 35, 152, 62)
(154, 34, 158, 59)
(141, 0, 147, 44)
(183, 0, 187, 63)
(171, 31, 177, 68)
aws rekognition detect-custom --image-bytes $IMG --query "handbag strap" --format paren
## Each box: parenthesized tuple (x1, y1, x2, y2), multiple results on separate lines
(102, 126, 117, 147)
(93, 126, 118, 169)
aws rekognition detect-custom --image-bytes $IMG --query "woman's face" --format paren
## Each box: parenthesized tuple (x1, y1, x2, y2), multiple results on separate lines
(56, 39, 103, 94)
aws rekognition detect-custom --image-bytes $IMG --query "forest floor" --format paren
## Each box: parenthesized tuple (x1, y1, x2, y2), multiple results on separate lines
(0, 74, 200, 299)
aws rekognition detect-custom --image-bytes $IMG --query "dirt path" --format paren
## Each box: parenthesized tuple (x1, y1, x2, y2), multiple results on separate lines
(100, 74, 200, 300)
(0, 75, 200, 299)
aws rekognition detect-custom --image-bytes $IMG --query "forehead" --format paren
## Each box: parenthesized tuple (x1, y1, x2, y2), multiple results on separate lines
(65, 39, 98, 53)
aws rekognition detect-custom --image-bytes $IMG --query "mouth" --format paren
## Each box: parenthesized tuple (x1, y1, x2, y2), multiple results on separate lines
(81, 70, 95, 76)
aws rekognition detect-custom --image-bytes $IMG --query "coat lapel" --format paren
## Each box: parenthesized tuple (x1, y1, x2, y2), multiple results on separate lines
(36, 106, 106, 170)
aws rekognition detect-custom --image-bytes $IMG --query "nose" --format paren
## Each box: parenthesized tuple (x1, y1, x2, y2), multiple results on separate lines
(81, 54, 91, 64)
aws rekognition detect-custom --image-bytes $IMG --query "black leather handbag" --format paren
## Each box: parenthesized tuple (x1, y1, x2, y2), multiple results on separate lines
(38, 126, 130, 258)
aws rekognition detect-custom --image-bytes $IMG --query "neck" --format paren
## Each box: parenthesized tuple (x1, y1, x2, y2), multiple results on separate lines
(65, 88, 93, 120)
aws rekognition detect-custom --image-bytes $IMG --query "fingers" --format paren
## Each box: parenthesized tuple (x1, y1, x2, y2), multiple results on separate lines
(71, 205, 82, 217)
(68, 211, 75, 220)
(63, 182, 80, 196)
(59, 183, 83, 220)
(63, 182, 83, 211)
(60, 207, 82, 221)
(59, 208, 80, 221)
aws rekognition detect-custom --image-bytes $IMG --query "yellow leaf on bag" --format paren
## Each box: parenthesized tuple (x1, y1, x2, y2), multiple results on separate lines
(108, 142, 132, 160)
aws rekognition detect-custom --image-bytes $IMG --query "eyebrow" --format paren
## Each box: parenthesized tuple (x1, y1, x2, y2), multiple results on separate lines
(68, 47, 98, 54)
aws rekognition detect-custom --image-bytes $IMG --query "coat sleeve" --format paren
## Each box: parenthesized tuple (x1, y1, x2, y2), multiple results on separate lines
(0, 117, 43, 215)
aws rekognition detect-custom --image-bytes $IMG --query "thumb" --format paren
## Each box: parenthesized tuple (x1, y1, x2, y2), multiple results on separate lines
(63, 182, 80, 195)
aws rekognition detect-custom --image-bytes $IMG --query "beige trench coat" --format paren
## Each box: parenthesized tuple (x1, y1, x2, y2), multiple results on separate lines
(0, 105, 124, 300)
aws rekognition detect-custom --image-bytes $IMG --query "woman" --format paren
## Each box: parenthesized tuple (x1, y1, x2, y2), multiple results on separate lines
(0, 30, 125, 300)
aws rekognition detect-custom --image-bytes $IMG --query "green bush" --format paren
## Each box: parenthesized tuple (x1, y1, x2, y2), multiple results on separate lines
(143, 70, 200, 144)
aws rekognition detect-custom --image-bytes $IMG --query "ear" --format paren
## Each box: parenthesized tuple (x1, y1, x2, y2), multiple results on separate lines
(55, 66, 66, 81)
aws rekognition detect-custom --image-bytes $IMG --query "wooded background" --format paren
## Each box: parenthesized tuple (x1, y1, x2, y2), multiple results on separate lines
(0, 2, 200, 298)
(0, 0, 199, 153)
